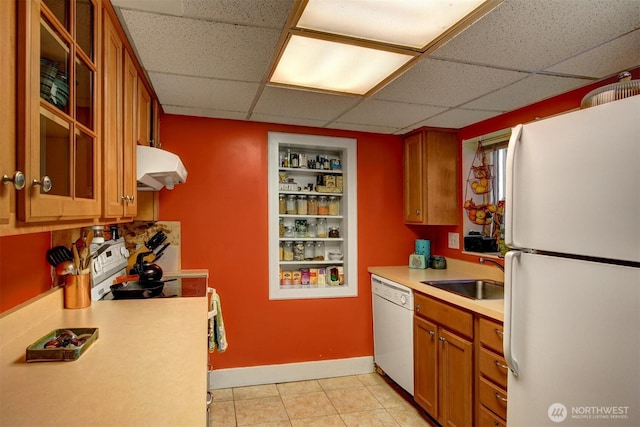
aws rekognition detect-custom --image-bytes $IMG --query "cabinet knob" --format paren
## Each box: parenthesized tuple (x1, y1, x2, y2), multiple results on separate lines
(129, 195, 135, 202)
(415, 304, 421, 312)
(494, 328, 504, 338)
(428, 330, 435, 337)
(415, 209, 420, 215)
(439, 336, 445, 342)
(494, 360, 509, 370)
(2, 171, 26, 190)
(121, 195, 135, 202)
(32, 176, 52, 193)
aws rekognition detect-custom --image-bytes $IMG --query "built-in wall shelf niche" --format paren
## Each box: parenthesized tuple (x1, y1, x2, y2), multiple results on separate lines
(267, 132, 357, 300)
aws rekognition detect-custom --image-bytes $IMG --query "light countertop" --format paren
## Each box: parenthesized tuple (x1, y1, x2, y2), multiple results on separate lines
(0, 288, 208, 427)
(368, 259, 505, 321)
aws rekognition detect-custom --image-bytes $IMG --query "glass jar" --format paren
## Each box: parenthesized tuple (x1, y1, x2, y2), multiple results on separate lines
(307, 221, 317, 237)
(297, 195, 308, 215)
(284, 225, 294, 238)
(317, 218, 328, 238)
(283, 242, 294, 261)
(314, 241, 325, 260)
(279, 218, 285, 237)
(328, 196, 339, 216)
(279, 194, 286, 214)
(295, 219, 307, 238)
(307, 196, 318, 215)
(304, 241, 315, 260)
(293, 241, 305, 261)
(286, 195, 296, 214)
(279, 242, 284, 261)
(318, 196, 329, 215)
(329, 226, 340, 238)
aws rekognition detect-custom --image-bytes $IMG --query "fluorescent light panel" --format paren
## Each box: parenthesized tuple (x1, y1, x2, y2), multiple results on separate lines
(270, 35, 414, 95)
(270, 0, 489, 95)
(297, 0, 487, 49)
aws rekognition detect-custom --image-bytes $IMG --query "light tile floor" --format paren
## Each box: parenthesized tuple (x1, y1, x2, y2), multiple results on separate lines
(209, 373, 435, 426)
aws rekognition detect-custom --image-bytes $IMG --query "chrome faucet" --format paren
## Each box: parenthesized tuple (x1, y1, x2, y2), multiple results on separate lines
(479, 257, 504, 272)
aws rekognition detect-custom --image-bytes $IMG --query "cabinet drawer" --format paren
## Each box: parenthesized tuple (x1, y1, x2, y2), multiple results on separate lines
(479, 348, 508, 389)
(479, 317, 504, 353)
(479, 377, 507, 421)
(478, 405, 506, 427)
(414, 292, 473, 338)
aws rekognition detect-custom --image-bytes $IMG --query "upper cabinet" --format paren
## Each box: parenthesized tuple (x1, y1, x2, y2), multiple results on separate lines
(17, 0, 102, 221)
(0, 0, 18, 225)
(403, 129, 459, 225)
(102, 11, 136, 218)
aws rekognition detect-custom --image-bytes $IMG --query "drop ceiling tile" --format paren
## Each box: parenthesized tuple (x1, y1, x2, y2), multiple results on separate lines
(546, 30, 640, 78)
(325, 122, 398, 135)
(111, 0, 183, 16)
(463, 74, 591, 111)
(182, 0, 294, 28)
(249, 113, 329, 128)
(415, 108, 504, 130)
(119, 9, 280, 81)
(334, 99, 447, 129)
(252, 86, 361, 121)
(148, 72, 259, 112)
(163, 105, 247, 121)
(433, 0, 640, 72)
(374, 58, 526, 107)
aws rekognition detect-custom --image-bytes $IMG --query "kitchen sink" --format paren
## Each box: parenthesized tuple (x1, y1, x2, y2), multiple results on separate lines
(421, 279, 504, 300)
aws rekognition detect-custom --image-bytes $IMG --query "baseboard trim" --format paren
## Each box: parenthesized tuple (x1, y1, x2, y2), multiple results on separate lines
(209, 356, 374, 389)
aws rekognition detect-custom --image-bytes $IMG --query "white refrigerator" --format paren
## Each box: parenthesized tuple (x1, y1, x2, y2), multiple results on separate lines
(504, 95, 640, 426)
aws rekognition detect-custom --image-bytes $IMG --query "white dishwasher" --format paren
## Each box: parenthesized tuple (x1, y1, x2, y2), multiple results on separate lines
(371, 274, 414, 395)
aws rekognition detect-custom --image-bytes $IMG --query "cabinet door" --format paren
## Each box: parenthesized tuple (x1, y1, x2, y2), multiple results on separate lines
(18, 0, 101, 221)
(137, 78, 151, 146)
(0, 0, 17, 224)
(102, 14, 123, 217)
(122, 50, 137, 216)
(414, 315, 438, 417)
(438, 328, 473, 427)
(404, 132, 424, 223)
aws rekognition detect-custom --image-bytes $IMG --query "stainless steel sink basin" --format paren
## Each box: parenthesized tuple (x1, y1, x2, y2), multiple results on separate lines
(421, 279, 504, 300)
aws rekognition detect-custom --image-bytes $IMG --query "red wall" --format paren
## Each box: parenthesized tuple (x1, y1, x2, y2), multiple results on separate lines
(158, 116, 417, 369)
(0, 232, 52, 312)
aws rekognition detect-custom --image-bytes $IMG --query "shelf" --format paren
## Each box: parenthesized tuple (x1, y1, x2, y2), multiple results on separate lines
(269, 132, 357, 300)
(279, 167, 343, 175)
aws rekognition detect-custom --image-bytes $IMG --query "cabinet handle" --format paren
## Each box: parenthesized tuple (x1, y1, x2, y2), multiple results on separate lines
(494, 328, 504, 337)
(32, 176, 52, 193)
(439, 336, 445, 342)
(129, 195, 135, 202)
(2, 171, 26, 190)
(494, 360, 509, 370)
(415, 304, 421, 312)
(121, 196, 130, 202)
(494, 392, 508, 402)
(415, 209, 420, 215)
(428, 330, 435, 337)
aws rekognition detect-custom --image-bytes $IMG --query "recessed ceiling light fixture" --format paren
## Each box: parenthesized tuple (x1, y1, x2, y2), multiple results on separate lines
(268, 0, 502, 96)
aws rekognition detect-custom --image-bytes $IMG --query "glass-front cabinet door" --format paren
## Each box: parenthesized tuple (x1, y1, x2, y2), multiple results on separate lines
(18, 0, 100, 221)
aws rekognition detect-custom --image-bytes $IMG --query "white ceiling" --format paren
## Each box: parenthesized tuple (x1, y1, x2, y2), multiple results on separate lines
(111, 0, 640, 135)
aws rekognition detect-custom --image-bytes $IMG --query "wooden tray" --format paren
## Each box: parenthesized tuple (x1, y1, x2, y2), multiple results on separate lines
(26, 328, 99, 362)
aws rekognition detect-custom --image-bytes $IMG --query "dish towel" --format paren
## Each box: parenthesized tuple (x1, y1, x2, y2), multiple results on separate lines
(209, 292, 228, 353)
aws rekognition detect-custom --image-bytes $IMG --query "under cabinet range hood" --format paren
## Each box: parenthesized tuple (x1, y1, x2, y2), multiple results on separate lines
(137, 145, 188, 191)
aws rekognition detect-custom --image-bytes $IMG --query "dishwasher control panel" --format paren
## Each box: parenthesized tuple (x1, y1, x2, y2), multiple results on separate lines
(371, 275, 414, 309)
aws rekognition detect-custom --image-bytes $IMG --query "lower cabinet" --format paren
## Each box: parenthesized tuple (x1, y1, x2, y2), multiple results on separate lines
(477, 317, 508, 426)
(414, 292, 473, 426)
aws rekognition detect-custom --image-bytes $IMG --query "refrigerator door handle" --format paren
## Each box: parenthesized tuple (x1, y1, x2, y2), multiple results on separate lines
(504, 250, 520, 377)
(505, 124, 523, 248)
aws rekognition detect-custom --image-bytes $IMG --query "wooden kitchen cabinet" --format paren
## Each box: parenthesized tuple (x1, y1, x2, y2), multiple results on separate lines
(16, 0, 102, 222)
(0, 0, 18, 225)
(404, 129, 459, 225)
(414, 292, 473, 426)
(476, 317, 508, 426)
(137, 77, 151, 146)
(102, 13, 136, 218)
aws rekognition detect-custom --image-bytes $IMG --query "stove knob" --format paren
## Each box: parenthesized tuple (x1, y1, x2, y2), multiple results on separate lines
(93, 258, 103, 274)
(120, 247, 129, 258)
